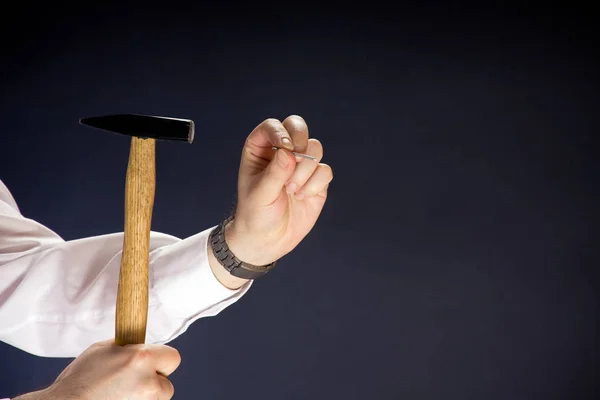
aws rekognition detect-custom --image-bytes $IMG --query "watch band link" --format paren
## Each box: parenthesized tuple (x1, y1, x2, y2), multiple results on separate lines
(209, 216, 276, 280)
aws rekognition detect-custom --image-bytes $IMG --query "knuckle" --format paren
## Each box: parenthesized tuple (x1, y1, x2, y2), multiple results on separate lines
(128, 346, 152, 367)
(91, 338, 114, 349)
(307, 138, 323, 155)
(321, 163, 333, 180)
(169, 347, 182, 370)
(89, 341, 104, 351)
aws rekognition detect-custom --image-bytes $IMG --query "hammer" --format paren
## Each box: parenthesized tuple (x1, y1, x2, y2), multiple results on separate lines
(80, 114, 194, 345)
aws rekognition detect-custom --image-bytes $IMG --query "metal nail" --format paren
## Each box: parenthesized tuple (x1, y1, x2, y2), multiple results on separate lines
(271, 146, 317, 161)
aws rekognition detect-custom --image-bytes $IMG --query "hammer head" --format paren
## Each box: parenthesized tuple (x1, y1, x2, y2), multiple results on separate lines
(79, 114, 195, 144)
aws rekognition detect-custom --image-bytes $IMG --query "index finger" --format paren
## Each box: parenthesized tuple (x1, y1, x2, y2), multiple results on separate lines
(130, 343, 182, 377)
(152, 344, 181, 377)
(246, 118, 295, 153)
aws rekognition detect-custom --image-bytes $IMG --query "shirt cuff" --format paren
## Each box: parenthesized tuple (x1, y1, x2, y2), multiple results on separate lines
(149, 225, 251, 318)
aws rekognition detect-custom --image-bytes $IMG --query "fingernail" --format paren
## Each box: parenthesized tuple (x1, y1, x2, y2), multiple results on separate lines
(281, 137, 294, 150)
(276, 149, 289, 167)
(286, 182, 297, 193)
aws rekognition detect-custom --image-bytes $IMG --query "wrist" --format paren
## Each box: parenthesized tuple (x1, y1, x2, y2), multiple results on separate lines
(224, 218, 269, 266)
(208, 215, 279, 283)
(207, 242, 249, 289)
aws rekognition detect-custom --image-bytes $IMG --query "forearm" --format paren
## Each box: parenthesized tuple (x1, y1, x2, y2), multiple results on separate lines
(0, 211, 251, 357)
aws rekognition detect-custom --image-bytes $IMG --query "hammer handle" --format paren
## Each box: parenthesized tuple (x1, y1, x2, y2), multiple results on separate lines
(115, 137, 156, 345)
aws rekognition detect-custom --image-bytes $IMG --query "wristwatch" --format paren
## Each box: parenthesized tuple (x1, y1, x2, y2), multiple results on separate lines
(209, 215, 277, 279)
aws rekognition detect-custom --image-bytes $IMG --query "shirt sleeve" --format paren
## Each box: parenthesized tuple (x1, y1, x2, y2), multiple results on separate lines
(0, 179, 252, 358)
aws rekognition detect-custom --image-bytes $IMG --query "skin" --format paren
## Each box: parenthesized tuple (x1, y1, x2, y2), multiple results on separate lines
(208, 115, 333, 288)
(15, 340, 181, 400)
(14, 115, 333, 399)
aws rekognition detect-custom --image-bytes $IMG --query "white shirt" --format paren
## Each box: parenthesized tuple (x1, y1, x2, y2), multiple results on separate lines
(0, 179, 251, 358)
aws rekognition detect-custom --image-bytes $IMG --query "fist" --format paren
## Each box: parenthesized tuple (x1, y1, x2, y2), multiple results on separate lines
(40, 340, 181, 400)
(226, 116, 333, 266)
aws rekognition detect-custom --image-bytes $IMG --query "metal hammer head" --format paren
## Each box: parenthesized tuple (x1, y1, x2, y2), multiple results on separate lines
(79, 114, 195, 143)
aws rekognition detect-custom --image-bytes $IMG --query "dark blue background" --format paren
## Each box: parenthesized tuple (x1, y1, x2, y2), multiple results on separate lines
(1, 3, 597, 399)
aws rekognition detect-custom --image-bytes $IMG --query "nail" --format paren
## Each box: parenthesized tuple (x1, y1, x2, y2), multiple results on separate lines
(281, 137, 294, 150)
(276, 149, 289, 167)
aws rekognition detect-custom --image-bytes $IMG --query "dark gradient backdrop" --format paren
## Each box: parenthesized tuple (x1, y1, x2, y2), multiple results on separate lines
(0, 3, 597, 399)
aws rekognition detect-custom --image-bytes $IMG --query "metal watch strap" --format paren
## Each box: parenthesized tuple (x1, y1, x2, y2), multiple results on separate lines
(209, 216, 276, 279)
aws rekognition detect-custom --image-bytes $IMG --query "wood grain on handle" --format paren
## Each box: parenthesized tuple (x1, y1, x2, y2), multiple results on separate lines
(115, 137, 156, 346)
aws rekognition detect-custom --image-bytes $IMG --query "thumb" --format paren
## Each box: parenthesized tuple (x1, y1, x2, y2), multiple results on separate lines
(253, 149, 295, 205)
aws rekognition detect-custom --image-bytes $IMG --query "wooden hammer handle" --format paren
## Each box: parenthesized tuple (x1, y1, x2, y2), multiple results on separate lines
(115, 137, 156, 345)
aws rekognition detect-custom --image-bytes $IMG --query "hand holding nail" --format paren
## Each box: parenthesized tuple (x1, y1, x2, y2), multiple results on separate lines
(225, 116, 333, 266)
